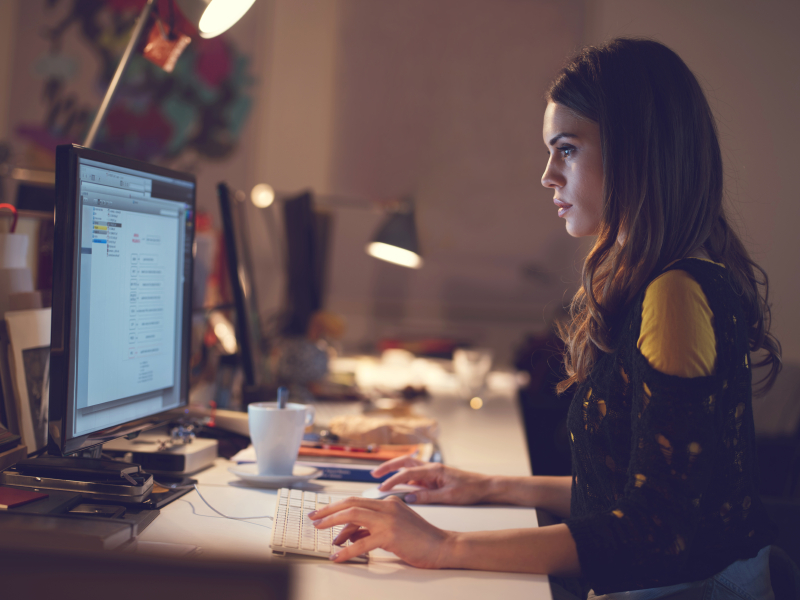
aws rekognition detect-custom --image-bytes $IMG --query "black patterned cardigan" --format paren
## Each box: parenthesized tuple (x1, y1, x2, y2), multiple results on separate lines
(564, 258, 774, 594)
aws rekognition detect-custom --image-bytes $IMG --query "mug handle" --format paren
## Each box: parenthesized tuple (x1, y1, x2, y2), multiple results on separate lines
(304, 405, 316, 427)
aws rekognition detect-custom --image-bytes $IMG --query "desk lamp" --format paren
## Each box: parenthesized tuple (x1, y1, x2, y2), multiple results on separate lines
(250, 187, 424, 270)
(366, 198, 423, 269)
(83, 0, 257, 148)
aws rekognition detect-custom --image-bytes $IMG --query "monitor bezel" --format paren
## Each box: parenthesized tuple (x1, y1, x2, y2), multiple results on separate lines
(217, 182, 263, 388)
(49, 144, 196, 456)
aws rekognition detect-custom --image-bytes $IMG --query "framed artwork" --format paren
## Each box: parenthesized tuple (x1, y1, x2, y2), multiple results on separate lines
(4, 0, 258, 228)
(4, 308, 51, 452)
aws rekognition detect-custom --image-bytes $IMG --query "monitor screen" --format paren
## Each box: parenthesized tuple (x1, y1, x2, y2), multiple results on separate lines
(50, 145, 195, 455)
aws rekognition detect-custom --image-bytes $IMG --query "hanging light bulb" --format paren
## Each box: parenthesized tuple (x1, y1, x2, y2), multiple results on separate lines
(175, 0, 257, 39)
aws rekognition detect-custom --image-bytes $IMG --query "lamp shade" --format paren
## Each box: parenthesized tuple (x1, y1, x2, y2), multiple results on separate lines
(366, 206, 423, 269)
(175, 0, 257, 39)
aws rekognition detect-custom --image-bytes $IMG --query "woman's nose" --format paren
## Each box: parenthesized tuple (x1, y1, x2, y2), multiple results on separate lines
(541, 158, 562, 189)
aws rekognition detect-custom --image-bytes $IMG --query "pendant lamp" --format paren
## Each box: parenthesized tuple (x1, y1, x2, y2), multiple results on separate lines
(175, 0, 257, 39)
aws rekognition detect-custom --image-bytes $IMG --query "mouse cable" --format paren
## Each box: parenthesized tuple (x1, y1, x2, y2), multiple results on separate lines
(155, 480, 274, 522)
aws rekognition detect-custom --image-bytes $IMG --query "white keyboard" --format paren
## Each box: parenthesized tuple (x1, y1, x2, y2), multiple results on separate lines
(270, 488, 369, 563)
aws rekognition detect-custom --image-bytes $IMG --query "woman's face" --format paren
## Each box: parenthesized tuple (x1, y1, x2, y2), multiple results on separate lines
(541, 102, 604, 237)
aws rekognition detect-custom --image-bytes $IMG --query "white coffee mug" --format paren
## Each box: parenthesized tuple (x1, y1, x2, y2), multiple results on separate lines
(248, 402, 315, 475)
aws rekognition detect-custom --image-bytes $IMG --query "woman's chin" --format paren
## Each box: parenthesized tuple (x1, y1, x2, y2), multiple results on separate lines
(565, 221, 586, 238)
(565, 218, 600, 238)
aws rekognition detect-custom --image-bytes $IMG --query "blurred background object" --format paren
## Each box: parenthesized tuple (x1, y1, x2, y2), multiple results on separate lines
(453, 348, 493, 401)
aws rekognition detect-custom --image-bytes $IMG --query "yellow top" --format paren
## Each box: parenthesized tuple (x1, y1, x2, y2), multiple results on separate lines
(637, 264, 719, 378)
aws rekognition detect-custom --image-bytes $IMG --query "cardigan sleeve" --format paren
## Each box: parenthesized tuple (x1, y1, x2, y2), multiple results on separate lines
(565, 271, 722, 590)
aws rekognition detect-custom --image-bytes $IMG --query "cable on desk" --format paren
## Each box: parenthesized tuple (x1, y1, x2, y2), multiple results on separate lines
(155, 480, 274, 523)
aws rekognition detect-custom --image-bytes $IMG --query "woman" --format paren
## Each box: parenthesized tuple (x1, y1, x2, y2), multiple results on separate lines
(308, 38, 782, 598)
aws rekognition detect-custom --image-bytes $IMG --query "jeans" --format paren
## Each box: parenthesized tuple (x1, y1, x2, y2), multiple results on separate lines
(550, 546, 774, 600)
(586, 546, 773, 600)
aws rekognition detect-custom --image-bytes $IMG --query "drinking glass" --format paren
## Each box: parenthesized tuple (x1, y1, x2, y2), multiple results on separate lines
(453, 348, 493, 400)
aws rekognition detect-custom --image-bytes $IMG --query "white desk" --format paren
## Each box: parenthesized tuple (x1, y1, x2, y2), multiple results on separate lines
(138, 393, 553, 600)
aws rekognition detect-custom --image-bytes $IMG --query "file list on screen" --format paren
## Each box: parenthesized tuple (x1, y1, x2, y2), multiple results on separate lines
(70, 159, 193, 437)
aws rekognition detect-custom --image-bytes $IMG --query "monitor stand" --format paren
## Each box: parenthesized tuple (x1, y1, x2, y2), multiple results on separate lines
(0, 446, 154, 504)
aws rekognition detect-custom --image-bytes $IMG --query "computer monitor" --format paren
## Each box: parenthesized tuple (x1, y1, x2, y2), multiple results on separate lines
(48, 144, 195, 456)
(218, 182, 265, 392)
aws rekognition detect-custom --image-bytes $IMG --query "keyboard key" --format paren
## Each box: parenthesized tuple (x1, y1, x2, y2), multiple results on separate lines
(272, 488, 368, 562)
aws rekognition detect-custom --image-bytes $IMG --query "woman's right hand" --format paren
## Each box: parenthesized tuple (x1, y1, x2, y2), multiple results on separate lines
(371, 454, 493, 505)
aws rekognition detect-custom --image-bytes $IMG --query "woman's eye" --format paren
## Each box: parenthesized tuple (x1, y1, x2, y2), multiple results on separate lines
(558, 146, 575, 157)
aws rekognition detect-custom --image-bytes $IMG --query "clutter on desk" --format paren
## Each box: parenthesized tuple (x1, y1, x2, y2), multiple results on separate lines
(0, 210, 54, 450)
(326, 414, 439, 445)
(1, 308, 51, 453)
(0, 422, 20, 453)
(336, 349, 512, 399)
(0, 443, 26, 473)
(0, 214, 30, 318)
(298, 442, 428, 463)
(377, 337, 467, 359)
(306, 378, 367, 401)
(3, 487, 81, 515)
(0, 482, 162, 552)
(103, 430, 218, 476)
(453, 347, 494, 399)
(227, 463, 323, 487)
(231, 441, 433, 466)
(0, 209, 54, 320)
(230, 442, 435, 483)
(0, 486, 48, 509)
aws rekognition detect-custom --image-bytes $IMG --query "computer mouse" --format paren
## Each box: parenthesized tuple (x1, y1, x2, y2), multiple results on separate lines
(361, 483, 425, 500)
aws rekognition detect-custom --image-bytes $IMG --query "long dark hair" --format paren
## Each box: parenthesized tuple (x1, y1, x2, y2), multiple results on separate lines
(548, 38, 781, 394)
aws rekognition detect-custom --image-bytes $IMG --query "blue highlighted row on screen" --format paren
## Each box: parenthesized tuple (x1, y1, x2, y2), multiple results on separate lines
(93, 239, 107, 244)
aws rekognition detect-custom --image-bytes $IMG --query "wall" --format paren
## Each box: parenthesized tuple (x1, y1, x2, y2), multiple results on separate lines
(0, 0, 19, 141)
(584, 0, 800, 364)
(249, 0, 588, 364)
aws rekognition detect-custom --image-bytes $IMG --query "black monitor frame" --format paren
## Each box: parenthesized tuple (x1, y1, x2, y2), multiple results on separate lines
(49, 144, 196, 456)
(218, 182, 263, 388)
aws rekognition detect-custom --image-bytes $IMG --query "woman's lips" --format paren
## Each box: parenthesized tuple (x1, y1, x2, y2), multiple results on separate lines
(554, 199, 572, 217)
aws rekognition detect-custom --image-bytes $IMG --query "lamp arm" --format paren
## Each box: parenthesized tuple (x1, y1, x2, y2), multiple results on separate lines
(83, 0, 157, 148)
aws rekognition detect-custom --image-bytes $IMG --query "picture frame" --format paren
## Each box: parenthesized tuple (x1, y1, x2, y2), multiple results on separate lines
(0, 322, 14, 430)
(4, 308, 51, 453)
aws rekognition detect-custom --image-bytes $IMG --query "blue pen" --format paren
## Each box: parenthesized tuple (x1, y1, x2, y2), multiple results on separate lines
(277, 386, 288, 409)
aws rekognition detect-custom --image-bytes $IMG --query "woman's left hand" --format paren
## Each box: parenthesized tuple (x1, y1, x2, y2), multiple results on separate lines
(309, 496, 455, 568)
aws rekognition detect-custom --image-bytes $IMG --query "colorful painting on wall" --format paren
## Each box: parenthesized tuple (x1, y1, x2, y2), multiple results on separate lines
(9, 0, 254, 171)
